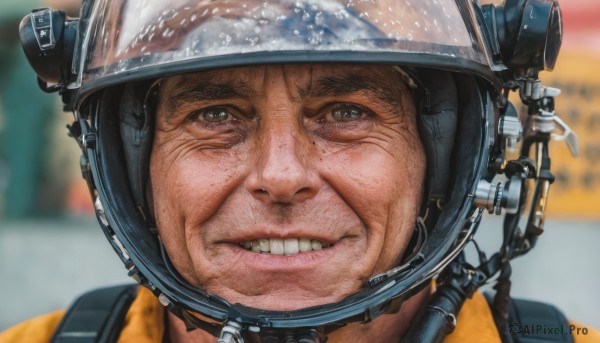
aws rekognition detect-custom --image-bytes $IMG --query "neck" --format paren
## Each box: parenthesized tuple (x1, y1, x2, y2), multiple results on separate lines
(167, 286, 430, 343)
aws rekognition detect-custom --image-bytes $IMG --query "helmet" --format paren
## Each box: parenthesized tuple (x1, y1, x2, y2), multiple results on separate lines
(19, 0, 569, 341)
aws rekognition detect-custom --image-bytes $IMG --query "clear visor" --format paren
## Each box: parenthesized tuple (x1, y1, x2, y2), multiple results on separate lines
(78, 0, 491, 90)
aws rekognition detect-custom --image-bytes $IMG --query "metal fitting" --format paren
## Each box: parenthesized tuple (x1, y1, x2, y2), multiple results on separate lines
(127, 265, 143, 284)
(529, 110, 556, 134)
(474, 177, 521, 215)
(529, 111, 580, 157)
(94, 197, 108, 226)
(522, 80, 560, 101)
(498, 115, 522, 152)
(502, 177, 522, 214)
(523, 79, 543, 100)
(81, 133, 96, 149)
(499, 115, 522, 138)
(218, 321, 244, 343)
(158, 293, 171, 307)
(296, 329, 323, 343)
(474, 180, 501, 214)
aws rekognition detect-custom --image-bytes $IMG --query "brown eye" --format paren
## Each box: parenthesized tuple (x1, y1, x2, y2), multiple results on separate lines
(331, 104, 366, 122)
(201, 107, 230, 123)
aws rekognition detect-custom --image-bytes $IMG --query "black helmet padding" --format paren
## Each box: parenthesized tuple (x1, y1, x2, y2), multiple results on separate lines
(417, 69, 458, 202)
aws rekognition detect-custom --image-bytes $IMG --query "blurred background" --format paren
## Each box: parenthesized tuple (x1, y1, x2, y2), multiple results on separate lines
(1, 0, 599, 332)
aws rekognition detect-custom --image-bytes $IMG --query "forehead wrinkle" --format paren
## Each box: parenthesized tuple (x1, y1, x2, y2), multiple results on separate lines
(285, 64, 314, 100)
(261, 65, 308, 103)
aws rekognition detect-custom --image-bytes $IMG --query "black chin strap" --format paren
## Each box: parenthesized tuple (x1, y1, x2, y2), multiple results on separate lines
(368, 217, 427, 287)
(235, 327, 324, 343)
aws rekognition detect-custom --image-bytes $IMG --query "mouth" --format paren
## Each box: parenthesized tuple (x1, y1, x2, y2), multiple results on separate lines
(239, 238, 334, 256)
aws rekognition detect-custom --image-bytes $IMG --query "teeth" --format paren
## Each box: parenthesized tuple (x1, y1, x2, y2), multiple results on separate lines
(251, 240, 261, 253)
(269, 238, 284, 255)
(240, 238, 333, 255)
(259, 239, 270, 252)
(284, 238, 299, 255)
(298, 238, 311, 252)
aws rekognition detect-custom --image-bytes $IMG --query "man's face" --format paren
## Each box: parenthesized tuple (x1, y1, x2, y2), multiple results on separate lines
(150, 64, 425, 310)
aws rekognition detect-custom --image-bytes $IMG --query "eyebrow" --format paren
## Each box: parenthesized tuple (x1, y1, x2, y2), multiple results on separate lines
(162, 71, 404, 117)
(307, 74, 403, 108)
(164, 81, 252, 116)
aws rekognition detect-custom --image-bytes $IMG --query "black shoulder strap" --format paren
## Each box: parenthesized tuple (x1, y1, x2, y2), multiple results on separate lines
(51, 284, 139, 343)
(485, 293, 575, 343)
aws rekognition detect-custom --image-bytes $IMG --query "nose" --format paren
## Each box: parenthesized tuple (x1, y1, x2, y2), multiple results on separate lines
(246, 123, 321, 204)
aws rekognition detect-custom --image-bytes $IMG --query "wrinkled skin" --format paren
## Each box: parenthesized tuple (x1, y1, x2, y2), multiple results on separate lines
(150, 64, 426, 341)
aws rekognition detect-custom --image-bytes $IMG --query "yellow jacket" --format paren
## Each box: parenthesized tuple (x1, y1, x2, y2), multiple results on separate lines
(1, 287, 598, 342)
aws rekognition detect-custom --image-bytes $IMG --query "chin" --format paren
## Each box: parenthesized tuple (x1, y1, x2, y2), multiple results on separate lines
(230, 292, 344, 311)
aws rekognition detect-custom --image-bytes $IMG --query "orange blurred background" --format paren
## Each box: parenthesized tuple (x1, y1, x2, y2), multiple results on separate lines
(538, 1, 600, 218)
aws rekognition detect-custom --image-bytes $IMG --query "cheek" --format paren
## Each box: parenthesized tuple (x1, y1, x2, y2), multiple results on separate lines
(318, 125, 425, 268)
(149, 132, 247, 258)
(320, 128, 425, 217)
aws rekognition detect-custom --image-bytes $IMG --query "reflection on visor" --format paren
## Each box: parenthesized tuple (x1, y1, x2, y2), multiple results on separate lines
(81, 0, 487, 86)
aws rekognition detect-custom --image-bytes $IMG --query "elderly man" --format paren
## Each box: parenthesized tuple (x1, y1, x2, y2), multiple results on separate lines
(149, 63, 426, 342)
(2, 0, 599, 342)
